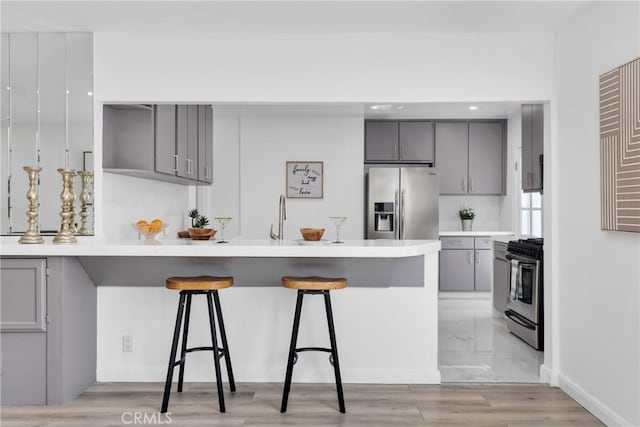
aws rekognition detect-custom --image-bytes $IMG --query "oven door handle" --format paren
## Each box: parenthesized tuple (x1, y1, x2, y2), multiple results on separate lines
(505, 253, 538, 264)
(505, 309, 536, 330)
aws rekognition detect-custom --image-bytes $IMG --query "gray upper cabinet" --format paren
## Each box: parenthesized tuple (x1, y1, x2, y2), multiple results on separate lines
(522, 104, 543, 192)
(399, 121, 434, 162)
(435, 121, 506, 195)
(197, 105, 213, 183)
(365, 120, 434, 163)
(468, 122, 505, 194)
(365, 121, 398, 161)
(103, 104, 212, 185)
(154, 105, 177, 176)
(435, 122, 469, 194)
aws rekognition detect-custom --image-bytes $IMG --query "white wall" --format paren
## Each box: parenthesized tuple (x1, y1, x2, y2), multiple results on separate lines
(554, 2, 640, 426)
(94, 32, 554, 103)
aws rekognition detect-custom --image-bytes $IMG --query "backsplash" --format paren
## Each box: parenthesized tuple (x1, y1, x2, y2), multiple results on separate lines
(439, 195, 508, 231)
(102, 173, 191, 240)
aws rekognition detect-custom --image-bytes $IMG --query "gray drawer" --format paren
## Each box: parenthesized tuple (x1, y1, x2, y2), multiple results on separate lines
(474, 236, 493, 250)
(440, 236, 474, 250)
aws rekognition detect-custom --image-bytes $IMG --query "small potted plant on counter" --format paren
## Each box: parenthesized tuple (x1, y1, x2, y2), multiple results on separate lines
(459, 207, 475, 231)
(187, 209, 217, 240)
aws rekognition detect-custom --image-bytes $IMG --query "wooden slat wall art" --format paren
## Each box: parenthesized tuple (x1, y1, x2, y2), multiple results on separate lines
(600, 57, 640, 233)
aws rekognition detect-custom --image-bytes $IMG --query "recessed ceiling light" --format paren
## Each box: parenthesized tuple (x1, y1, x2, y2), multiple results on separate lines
(370, 104, 392, 110)
(469, 105, 478, 110)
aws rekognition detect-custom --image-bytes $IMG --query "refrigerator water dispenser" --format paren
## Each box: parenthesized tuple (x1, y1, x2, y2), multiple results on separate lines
(374, 202, 395, 232)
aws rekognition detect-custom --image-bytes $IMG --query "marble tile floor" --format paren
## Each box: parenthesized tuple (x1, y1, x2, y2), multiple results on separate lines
(439, 298, 544, 383)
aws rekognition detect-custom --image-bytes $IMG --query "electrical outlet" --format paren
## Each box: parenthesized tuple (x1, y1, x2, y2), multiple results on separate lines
(122, 335, 133, 352)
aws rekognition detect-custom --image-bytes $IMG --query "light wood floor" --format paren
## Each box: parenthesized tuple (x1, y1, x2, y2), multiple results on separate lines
(1, 382, 603, 426)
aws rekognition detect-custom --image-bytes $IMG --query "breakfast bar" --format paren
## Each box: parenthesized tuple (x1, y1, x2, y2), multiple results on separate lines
(0, 238, 441, 405)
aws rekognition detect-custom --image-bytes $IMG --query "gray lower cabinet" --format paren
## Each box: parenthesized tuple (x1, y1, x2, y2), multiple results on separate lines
(435, 121, 506, 195)
(1, 259, 47, 405)
(365, 120, 434, 163)
(493, 241, 510, 313)
(440, 248, 475, 291)
(439, 236, 494, 292)
(0, 257, 96, 405)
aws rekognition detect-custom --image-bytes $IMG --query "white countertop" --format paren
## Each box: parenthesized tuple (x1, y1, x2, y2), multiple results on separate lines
(439, 231, 514, 237)
(0, 237, 440, 258)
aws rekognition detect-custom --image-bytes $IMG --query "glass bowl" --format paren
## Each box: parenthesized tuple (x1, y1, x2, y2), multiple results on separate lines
(133, 220, 169, 243)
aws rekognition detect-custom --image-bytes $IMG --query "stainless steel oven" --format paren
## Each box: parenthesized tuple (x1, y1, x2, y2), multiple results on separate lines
(505, 238, 543, 350)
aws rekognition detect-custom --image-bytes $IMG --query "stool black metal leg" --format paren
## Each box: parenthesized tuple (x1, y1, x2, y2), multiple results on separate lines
(177, 292, 193, 393)
(206, 291, 226, 413)
(324, 291, 345, 413)
(213, 290, 236, 393)
(281, 290, 305, 413)
(161, 292, 186, 413)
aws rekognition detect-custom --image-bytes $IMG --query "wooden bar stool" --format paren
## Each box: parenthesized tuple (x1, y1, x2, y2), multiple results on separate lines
(280, 276, 347, 413)
(161, 276, 236, 413)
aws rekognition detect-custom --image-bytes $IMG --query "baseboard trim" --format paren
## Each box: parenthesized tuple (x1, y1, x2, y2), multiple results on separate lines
(539, 364, 551, 384)
(558, 373, 633, 427)
(97, 367, 442, 384)
(438, 292, 491, 299)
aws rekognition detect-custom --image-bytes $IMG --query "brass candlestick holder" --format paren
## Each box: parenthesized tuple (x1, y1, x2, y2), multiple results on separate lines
(18, 166, 44, 244)
(77, 171, 93, 235)
(53, 168, 77, 244)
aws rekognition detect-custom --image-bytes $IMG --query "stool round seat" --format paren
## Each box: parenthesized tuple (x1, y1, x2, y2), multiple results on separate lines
(281, 276, 347, 290)
(166, 276, 233, 291)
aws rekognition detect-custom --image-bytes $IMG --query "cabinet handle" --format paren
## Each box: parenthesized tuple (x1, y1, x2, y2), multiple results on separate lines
(466, 251, 472, 264)
(461, 178, 466, 192)
(205, 166, 209, 180)
(475, 251, 479, 264)
(469, 178, 474, 193)
(187, 159, 192, 175)
(173, 155, 179, 172)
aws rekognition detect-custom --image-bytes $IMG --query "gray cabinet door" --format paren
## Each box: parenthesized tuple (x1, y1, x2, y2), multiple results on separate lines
(365, 121, 398, 161)
(439, 249, 474, 291)
(435, 122, 468, 194)
(186, 105, 199, 179)
(522, 104, 543, 192)
(154, 105, 176, 176)
(468, 122, 504, 195)
(399, 121, 434, 162)
(531, 104, 544, 191)
(474, 249, 492, 291)
(1, 259, 47, 405)
(197, 105, 213, 183)
(493, 256, 510, 313)
(176, 105, 189, 178)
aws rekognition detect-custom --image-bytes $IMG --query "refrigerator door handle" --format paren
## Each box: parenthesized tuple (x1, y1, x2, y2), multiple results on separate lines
(401, 189, 406, 240)
(394, 190, 399, 239)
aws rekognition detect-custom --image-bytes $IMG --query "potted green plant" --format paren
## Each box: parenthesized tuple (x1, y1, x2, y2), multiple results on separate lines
(459, 207, 475, 231)
(187, 210, 217, 240)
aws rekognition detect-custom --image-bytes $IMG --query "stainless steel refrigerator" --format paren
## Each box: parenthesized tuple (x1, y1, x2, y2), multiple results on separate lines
(366, 167, 439, 239)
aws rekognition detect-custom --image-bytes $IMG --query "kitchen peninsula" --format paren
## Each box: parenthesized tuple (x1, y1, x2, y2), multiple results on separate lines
(0, 238, 440, 405)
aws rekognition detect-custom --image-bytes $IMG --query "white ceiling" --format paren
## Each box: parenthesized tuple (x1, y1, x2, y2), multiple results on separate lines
(1, 1, 594, 33)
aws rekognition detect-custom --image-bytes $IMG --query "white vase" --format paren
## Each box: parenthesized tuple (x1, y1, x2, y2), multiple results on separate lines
(461, 219, 473, 231)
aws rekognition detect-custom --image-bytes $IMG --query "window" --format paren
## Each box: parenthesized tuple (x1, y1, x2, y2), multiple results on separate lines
(520, 191, 542, 237)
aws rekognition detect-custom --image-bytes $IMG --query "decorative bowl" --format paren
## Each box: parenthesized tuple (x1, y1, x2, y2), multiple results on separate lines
(189, 227, 217, 240)
(133, 219, 168, 241)
(300, 228, 325, 241)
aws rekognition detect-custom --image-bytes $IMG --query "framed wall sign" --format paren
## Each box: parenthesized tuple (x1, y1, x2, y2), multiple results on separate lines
(286, 161, 323, 198)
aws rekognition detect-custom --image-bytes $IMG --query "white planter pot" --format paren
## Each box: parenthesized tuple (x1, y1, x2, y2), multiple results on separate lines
(461, 219, 473, 231)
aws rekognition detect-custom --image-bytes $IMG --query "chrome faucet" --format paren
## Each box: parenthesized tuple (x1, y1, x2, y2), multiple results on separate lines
(270, 194, 287, 240)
